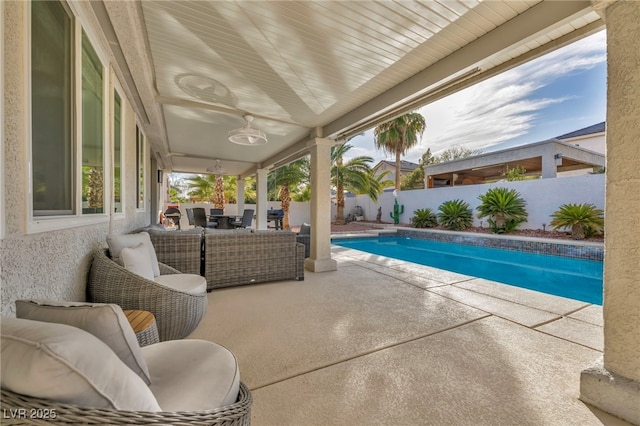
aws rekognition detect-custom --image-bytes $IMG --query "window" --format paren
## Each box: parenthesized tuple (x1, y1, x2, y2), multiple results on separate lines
(81, 30, 104, 215)
(29, 1, 109, 231)
(113, 89, 123, 214)
(31, 0, 73, 216)
(1, 1, 4, 238)
(136, 125, 145, 210)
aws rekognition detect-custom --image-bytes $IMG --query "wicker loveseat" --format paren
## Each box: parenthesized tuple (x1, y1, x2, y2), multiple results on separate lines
(204, 230, 305, 291)
(147, 229, 204, 275)
(147, 228, 305, 291)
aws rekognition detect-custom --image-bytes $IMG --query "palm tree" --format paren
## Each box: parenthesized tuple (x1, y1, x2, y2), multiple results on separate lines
(476, 187, 528, 233)
(374, 112, 426, 191)
(291, 185, 311, 202)
(268, 157, 309, 229)
(213, 175, 225, 209)
(185, 174, 215, 203)
(332, 143, 383, 224)
(550, 203, 604, 240)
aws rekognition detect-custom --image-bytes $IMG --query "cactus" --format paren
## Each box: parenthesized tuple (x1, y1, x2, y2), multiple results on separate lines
(389, 199, 404, 224)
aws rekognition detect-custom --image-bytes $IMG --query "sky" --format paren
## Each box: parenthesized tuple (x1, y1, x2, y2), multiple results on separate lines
(347, 30, 607, 165)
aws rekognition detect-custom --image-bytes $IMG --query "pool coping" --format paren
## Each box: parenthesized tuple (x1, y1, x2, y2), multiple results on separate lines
(332, 226, 604, 261)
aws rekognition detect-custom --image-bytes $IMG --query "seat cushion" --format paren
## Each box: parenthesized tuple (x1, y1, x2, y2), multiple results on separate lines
(15, 300, 151, 385)
(107, 232, 161, 277)
(121, 243, 155, 281)
(0, 318, 161, 412)
(141, 340, 240, 411)
(154, 274, 207, 295)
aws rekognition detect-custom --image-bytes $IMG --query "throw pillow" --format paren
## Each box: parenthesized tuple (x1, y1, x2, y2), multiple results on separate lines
(1, 318, 161, 411)
(15, 300, 152, 385)
(121, 243, 155, 281)
(107, 232, 160, 277)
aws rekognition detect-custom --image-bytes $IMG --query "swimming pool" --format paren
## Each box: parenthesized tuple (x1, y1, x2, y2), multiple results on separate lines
(333, 236, 603, 305)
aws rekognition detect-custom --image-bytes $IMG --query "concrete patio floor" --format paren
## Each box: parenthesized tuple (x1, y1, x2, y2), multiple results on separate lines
(188, 246, 630, 426)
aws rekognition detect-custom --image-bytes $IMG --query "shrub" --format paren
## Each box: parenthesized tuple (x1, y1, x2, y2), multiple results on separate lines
(411, 208, 438, 228)
(477, 187, 528, 234)
(550, 203, 604, 240)
(437, 200, 473, 231)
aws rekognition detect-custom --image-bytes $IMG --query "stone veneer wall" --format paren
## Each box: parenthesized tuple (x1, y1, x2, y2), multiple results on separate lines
(0, 2, 151, 317)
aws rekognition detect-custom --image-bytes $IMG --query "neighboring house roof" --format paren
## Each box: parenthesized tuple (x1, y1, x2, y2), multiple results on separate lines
(556, 122, 605, 140)
(373, 160, 419, 172)
(423, 139, 605, 186)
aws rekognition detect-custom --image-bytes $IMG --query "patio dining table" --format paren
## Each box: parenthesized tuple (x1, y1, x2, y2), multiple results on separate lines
(209, 215, 235, 229)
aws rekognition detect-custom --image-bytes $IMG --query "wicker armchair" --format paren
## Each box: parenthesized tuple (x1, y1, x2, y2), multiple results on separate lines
(87, 249, 207, 341)
(0, 382, 252, 425)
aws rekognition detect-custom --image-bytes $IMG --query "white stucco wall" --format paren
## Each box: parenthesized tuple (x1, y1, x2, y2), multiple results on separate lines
(349, 174, 605, 230)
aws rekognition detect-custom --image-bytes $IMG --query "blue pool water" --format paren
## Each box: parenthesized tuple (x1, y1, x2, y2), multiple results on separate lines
(333, 236, 603, 305)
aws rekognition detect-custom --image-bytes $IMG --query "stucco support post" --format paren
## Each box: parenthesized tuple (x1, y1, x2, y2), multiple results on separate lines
(236, 177, 245, 216)
(541, 145, 558, 179)
(580, 2, 640, 424)
(255, 168, 269, 230)
(305, 137, 338, 272)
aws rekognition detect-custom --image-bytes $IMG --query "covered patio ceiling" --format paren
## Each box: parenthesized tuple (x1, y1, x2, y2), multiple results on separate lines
(93, 1, 603, 178)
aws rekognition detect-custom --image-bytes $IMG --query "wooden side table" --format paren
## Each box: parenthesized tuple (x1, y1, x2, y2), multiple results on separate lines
(124, 309, 159, 347)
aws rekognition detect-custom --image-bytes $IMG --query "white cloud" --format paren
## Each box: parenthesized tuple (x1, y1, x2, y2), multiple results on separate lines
(348, 30, 606, 164)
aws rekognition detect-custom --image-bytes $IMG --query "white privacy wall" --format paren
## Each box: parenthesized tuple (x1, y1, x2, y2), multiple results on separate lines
(170, 175, 604, 230)
(347, 174, 605, 229)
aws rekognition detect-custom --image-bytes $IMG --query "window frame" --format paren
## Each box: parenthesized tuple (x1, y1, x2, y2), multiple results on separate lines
(111, 73, 125, 219)
(136, 124, 146, 212)
(26, 1, 112, 234)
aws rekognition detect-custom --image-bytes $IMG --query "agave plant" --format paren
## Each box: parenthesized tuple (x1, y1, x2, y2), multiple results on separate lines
(550, 203, 604, 240)
(476, 187, 528, 234)
(437, 199, 473, 231)
(411, 208, 438, 228)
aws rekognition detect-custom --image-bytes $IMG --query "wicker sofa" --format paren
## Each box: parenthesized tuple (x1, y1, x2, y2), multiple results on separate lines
(147, 228, 305, 291)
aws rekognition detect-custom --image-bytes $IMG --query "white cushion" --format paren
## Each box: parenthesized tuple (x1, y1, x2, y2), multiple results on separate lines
(154, 274, 207, 295)
(0, 318, 161, 412)
(141, 340, 240, 411)
(107, 232, 160, 277)
(15, 300, 151, 385)
(121, 243, 155, 281)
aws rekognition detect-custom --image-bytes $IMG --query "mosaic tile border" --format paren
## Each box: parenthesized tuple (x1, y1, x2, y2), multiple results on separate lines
(394, 229, 604, 261)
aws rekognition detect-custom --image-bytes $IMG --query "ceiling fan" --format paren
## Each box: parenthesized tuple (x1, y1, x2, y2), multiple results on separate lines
(228, 115, 268, 146)
(206, 159, 226, 175)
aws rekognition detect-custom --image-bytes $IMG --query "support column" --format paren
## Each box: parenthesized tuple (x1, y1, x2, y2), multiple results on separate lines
(580, 2, 640, 424)
(541, 145, 558, 179)
(255, 168, 268, 230)
(236, 176, 245, 216)
(305, 137, 338, 272)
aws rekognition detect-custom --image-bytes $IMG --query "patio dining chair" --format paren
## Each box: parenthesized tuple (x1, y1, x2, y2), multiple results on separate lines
(231, 209, 254, 229)
(193, 207, 217, 228)
(185, 208, 195, 226)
